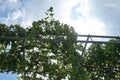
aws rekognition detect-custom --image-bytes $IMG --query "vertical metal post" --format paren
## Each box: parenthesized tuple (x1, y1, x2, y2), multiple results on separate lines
(81, 35, 90, 57)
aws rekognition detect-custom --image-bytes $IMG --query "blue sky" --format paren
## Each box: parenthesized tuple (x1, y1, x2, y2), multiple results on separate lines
(1, 0, 120, 36)
(0, 73, 17, 80)
(70, 3, 82, 20)
(0, 0, 120, 79)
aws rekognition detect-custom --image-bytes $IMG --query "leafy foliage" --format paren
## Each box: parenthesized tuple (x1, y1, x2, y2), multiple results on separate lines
(0, 7, 87, 80)
(0, 7, 120, 80)
(86, 41, 120, 80)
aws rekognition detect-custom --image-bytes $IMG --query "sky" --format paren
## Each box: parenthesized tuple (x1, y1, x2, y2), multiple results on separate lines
(0, 0, 120, 79)
(1, 0, 120, 36)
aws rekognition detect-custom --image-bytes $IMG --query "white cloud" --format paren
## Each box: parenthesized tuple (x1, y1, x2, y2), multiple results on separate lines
(3, 10, 22, 25)
(0, 0, 24, 25)
(8, 0, 17, 3)
(88, 0, 120, 35)
(11, 10, 22, 20)
(0, 0, 107, 35)
(53, 0, 106, 35)
(5, 0, 19, 10)
(21, 0, 54, 27)
(21, 0, 85, 27)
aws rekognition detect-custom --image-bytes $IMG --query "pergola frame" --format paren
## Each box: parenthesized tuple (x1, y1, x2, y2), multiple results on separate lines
(1, 34, 120, 53)
(0, 34, 120, 43)
(1, 34, 120, 55)
(0, 34, 120, 79)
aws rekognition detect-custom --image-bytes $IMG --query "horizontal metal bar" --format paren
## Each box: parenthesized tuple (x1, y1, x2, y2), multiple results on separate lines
(77, 40, 120, 44)
(0, 36, 24, 40)
(2, 33, 120, 39)
(0, 36, 64, 42)
(0, 36, 120, 44)
(1, 31, 120, 38)
(77, 34, 120, 38)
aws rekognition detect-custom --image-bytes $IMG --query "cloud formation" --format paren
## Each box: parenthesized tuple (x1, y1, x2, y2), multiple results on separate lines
(67, 0, 106, 35)
(1, 0, 119, 35)
(0, 0, 24, 25)
(21, 0, 54, 27)
(89, 0, 120, 35)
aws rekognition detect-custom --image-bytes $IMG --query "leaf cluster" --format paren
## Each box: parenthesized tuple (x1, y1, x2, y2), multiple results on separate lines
(0, 7, 120, 80)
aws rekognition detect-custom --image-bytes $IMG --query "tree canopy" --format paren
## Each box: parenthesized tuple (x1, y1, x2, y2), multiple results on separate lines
(0, 7, 120, 80)
(86, 42, 120, 80)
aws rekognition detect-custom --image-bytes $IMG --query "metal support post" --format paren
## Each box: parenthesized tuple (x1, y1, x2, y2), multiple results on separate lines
(81, 35, 90, 57)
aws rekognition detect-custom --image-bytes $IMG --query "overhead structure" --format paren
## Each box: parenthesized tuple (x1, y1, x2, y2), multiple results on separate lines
(1, 34, 120, 56)
(0, 34, 120, 44)
(0, 34, 120, 79)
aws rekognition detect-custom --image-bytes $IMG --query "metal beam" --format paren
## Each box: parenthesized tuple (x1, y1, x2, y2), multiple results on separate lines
(76, 40, 120, 44)
(82, 35, 90, 56)
(77, 34, 120, 39)
(0, 35, 120, 44)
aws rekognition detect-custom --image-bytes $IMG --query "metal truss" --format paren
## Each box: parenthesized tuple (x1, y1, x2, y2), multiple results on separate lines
(0, 34, 120, 77)
(1, 34, 120, 56)
(0, 34, 120, 43)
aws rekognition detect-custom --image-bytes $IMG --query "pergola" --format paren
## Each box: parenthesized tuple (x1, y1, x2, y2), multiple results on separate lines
(0, 34, 120, 79)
